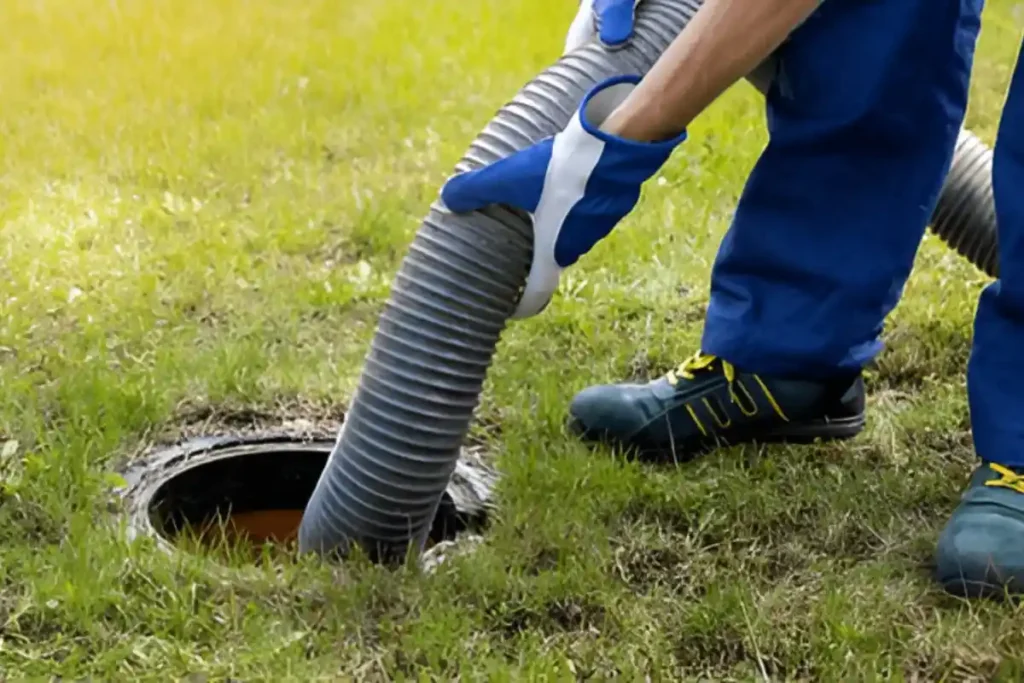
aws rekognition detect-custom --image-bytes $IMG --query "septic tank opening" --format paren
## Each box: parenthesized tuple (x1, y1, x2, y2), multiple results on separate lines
(143, 440, 483, 558)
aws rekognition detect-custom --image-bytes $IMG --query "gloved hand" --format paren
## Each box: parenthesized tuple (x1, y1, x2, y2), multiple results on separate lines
(440, 75, 687, 319)
(564, 0, 642, 55)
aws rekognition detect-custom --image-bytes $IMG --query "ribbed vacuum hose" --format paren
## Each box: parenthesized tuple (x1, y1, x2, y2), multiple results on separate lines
(933, 130, 998, 277)
(297, 0, 998, 563)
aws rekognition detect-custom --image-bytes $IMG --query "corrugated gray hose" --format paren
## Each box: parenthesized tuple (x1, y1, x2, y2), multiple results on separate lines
(297, 0, 998, 564)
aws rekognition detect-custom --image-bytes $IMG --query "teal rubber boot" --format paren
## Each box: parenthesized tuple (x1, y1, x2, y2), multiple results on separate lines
(936, 462, 1024, 599)
(568, 351, 866, 462)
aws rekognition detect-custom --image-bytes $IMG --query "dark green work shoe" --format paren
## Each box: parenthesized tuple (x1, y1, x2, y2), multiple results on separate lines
(568, 351, 866, 462)
(936, 462, 1024, 599)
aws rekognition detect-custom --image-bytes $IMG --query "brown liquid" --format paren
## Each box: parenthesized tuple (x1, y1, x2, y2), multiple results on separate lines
(227, 509, 304, 544)
(190, 509, 305, 548)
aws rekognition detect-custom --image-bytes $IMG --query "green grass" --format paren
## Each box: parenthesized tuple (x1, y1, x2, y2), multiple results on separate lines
(1, 0, 1023, 678)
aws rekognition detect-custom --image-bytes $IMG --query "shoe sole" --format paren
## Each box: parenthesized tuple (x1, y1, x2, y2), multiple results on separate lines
(937, 575, 1024, 601)
(759, 413, 867, 443)
(567, 412, 866, 462)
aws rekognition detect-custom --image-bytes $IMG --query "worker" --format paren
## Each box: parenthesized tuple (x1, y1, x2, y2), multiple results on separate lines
(440, 0, 1024, 599)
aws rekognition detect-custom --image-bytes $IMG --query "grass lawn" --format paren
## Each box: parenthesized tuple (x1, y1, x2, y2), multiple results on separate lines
(2, 0, 1024, 679)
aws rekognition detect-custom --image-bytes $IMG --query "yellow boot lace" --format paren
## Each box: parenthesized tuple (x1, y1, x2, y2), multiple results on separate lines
(986, 463, 1024, 494)
(666, 351, 736, 385)
(664, 351, 789, 423)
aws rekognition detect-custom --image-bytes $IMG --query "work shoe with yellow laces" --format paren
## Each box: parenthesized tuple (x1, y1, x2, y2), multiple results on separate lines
(936, 462, 1024, 599)
(568, 351, 866, 462)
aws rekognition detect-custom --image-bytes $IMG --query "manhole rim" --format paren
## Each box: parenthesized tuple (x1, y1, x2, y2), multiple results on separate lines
(114, 431, 496, 568)
(117, 433, 339, 557)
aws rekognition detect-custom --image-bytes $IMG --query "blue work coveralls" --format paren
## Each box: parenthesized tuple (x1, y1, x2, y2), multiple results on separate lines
(700, 0, 1024, 467)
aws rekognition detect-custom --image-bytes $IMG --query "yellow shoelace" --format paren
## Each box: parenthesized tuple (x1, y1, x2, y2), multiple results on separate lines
(986, 463, 1024, 494)
(664, 351, 789, 422)
(665, 351, 736, 385)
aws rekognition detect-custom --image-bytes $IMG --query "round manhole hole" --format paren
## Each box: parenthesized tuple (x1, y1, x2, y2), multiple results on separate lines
(118, 434, 495, 563)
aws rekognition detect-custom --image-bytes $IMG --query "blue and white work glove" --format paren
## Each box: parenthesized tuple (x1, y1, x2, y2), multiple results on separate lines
(564, 0, 642, 54)
(440, 75, 687, 319)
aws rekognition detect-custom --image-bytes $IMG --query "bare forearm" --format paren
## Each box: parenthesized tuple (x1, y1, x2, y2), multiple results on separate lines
(601, 0, 821, 141)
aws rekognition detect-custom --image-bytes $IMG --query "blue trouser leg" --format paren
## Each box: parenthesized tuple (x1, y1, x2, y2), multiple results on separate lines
(700, 0, 984, 378)
(967, 38, 1024, 468)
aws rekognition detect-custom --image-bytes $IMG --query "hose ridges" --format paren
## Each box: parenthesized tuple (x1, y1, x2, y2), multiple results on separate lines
(298, 0, 705, 563)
